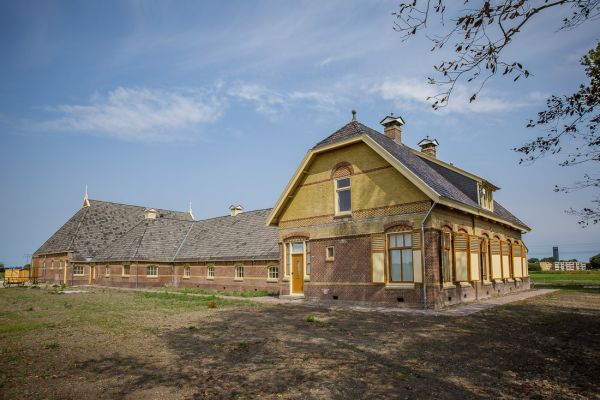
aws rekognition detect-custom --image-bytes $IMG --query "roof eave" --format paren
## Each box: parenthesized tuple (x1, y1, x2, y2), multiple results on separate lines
(437, 197, 531, 232)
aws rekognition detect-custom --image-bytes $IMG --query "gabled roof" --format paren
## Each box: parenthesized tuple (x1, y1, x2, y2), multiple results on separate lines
(268, 120, 530, 231)
(175, 209, 279, 261)
(34, 200, 193, 260)
(36, 200, 279, 262)
(94, 208, 278, 262)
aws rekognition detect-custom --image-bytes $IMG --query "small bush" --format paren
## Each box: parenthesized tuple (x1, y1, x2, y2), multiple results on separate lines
(44, 342, 59, 350)
(528, 263, 542, 272)
(306, 314, 315, 323)
(26, 306, 33, 312)
(207, 301, 217, 309)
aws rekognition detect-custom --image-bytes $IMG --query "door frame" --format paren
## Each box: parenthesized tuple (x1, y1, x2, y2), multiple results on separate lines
(287, 240, 307, 295)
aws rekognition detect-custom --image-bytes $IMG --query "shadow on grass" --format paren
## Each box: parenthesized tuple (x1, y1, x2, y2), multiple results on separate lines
(77, 299, 600, 399)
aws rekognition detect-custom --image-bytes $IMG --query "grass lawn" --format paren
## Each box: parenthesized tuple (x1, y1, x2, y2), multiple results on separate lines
(1, 286, 599, 399)
(530, 270, 600, 287)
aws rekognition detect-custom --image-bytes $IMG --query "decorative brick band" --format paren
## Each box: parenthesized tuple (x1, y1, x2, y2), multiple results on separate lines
(384, 220, 414, 231)
(279, 200, 431, 229)
(282, 232, 310, 241)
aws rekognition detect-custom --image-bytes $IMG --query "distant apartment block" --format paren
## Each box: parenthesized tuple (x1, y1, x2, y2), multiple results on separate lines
(552, 261, 588, 271)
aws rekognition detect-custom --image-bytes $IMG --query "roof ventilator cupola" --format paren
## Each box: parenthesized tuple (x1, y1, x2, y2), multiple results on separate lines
(418, 137, 439, 158)
(144, 208, 158, 219)
(380, 114, 405, 144)
(229, 205, 244, 216)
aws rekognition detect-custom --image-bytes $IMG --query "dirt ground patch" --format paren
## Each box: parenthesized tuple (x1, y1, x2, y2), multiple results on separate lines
(1, 287, 599, 399)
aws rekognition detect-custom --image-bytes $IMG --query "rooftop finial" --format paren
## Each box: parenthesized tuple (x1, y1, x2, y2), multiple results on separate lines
(188, 200, 194, 220)
(351, 109, 357, 121)
(83, 185, 90, 208)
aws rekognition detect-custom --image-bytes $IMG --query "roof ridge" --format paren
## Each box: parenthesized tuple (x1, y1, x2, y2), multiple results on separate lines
(89, 198, 187, 214)
(66, 205, 91, 252)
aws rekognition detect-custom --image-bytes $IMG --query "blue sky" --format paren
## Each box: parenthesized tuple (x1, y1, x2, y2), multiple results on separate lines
(1, 0, 598, 266)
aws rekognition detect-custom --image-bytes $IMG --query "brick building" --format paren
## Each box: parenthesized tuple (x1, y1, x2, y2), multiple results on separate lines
(32, 114, 531, 309)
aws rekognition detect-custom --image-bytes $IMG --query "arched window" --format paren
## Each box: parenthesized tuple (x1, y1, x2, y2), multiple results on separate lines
(480, 235, 490, 282)
(183, 265, 191, 278)
(332, 163, 352, 215)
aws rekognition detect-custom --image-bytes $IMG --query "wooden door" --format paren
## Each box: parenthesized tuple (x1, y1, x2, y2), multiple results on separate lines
(291, 254, 304, 294)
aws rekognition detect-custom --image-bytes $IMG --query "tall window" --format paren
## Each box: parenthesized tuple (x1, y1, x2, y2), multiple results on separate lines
(388, 233, 413, 282)
(480, 238, 490, 281)
(42, 261, 47, 272)
(453, 232, 469, 282)
(207, 265, 215, 279)
(306, 242, 311, 276)
(123, 265, 130, 276)
(235, 265, 244, 280)
(268, 265, 278, 280)
(183, 265, 191, 278)
(335, 177, 351, 214)
(105, 266, 110, 277)
(147, 265, 158, 277)
(441, 231, 453, 284)
(73, 265, 84, 276)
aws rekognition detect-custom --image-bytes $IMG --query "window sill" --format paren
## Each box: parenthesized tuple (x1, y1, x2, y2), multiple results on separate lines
(147, 276, 159, 279)
(515, 278, 522, 282)
(282, 277, 290, 282)
(493, 279, 504, 284)
(234, 278, 244, 282)
(333, 213, 352, 219)
(182, 276, 190, 279)
(385, 283, 415, 289)
(325, 258, 335, 262)
(122, 275, 130, 278)
(207, 276, 214, 280)
(267, 278, 278, 283)
(304, 276, 311, 282)
(442, 283, 456, 289)
(482, 280, 493, 286)
(505, 279, 515, 283)
(458, 282, 472, 288)
(73, 274, 85, 277)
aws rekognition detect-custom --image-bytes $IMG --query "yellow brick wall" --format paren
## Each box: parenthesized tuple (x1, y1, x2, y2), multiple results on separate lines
(280, 142, 429, 222)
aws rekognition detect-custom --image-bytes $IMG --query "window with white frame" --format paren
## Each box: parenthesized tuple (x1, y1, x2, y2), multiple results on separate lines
(207, 265, 215, 279)
(123, 264, 130, 276)
(147, 265, 158, 277)
(335, 177, 351, 214)
(268, 265, 278, 280)
(326, 246, 335, 261)
(105, 266, 110, 277)
(42, 261, 47, 272)
(235, 265, 244, 280)
(183, 265, 191, 278)
(388, 233, 413, 282)
(73, 265, 84, 276)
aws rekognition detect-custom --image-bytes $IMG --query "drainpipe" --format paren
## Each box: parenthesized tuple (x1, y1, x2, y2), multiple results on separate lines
(421, 201, 437, 310)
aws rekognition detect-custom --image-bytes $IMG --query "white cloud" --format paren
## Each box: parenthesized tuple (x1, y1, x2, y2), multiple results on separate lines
(227, 83, 286, 115)
(374, 78, 521, 114)
(228, 83, 341, 114)
(36, 86, 223, 142)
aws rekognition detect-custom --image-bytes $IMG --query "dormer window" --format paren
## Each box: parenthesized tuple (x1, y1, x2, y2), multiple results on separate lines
(478, 184, 494, 211)
(335, 177, 352, 214)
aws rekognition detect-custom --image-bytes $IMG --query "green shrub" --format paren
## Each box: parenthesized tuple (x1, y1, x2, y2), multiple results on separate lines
(306, 314, 315, 323)
(528, 263, 541, 272)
